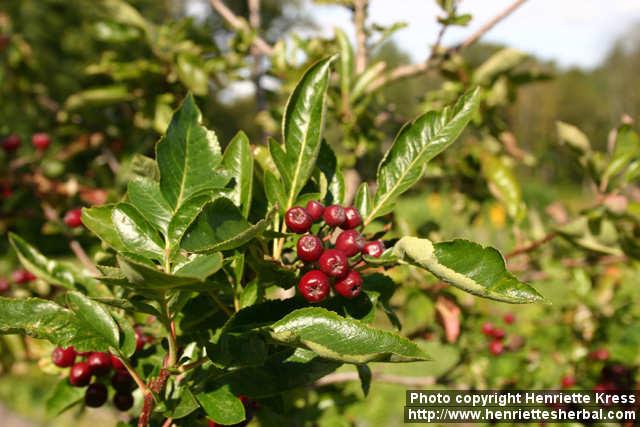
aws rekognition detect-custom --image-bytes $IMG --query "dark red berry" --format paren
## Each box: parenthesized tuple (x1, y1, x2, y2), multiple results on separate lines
(134, 327, 146, 352)
(490, 328, 505, 340)
(2, 134, 21, 152)
(318, 249, 348, 278)
(0, 278, 9, 293)
(298, 270, 330, 303)
(335, 230, 365, 257)
(52, 346, 76, 368)
(590, 348, 609, 361)
(488, 339, 504, 355)
(481, 322, 494, 336)
(111, 354, 126, 371)
(69, 361, 92, 387)
(285, 206, 313, 233)
(31, 132, 51, 150)
(1, 185, 12, 199)
(113, 392, 134, 411)
(341, 207, 362, 229)
(561, 375, 576, 389)
(503, 313, 515, 324)
(87, 352, 112, 376)
(112, 371, 134, 392)
(323, 204, 346, 227)
(296, 234, 323, 262)
(334, 270, 363, 299)
(85, 383, 108, 408)
(12, 269, 36, 284)
(362, 240, 384, 258)
(305, 200, 325, 222)
(64, 208, 83, 228)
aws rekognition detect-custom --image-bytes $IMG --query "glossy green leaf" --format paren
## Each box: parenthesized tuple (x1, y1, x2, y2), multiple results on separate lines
(335, 28, 353, 102)
(392, 236, 544, 303)
(156, 94, 227, 211)
(112, 203, 164, 260)
(481, 154, 526, 222)
(166, 193, 212, 254)
(117, 256, 199, 289)
(181, 198, 273, 253)
(66, 291, 120, 350)
(366, 88, 480, 225)
(316, 140, 345, 205)
(82, 205, 126, 252)
(196, 385, 245, 425)
(222, 131, 254, 218)
(174, 253, 224, 281)
(127, 177, 172, 234)
(354, 182, 372, 222)
(278, 55, 337, 210)
(130, 154, 160, 181)
(603, 125, 640, 186)
(46, 380, 85, 416)
(269, 307, 429, 363)
(263, 170, 286, 209)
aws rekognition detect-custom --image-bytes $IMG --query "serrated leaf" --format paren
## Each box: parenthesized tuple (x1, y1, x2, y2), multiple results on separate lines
(156, 94, 227, 211)
(196, 385, 245, 425)
(117, 256, 199, 289)
(316, 140, 345, 205)
(82, 205, 126, 252)
(392, 236, 544, 303)
(112, 203, 164, 260)
(181, 198, 273, 253)
(278, 55, 336, 210)
(113, 313, 137, 357)
(67, 291, 120, 350)
(166, 193, 212, 254)
(46, 380, 85, 416)
(127, 177, 172, 234)
(173, 253, 224, 281)
(366, 88, 480, 225)
(481, 154, 525, 222)
(222, 131, 254, 218)
(269, 307, 429, 363)
(473, 48, 528, 85)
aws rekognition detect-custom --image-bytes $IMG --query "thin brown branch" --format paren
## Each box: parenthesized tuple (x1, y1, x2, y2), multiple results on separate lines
(353, 0, 368, 74)
(69, 240, 99, 275)
(208, 0, 273, 55)
(315, 371, 435, 387)
(505, 232, 558, 259)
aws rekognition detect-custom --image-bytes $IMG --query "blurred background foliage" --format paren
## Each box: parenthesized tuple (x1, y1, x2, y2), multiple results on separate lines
(1, 0, 640, 426)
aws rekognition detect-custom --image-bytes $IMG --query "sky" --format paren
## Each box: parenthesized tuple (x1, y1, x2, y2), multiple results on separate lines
(308, 0, 640, 69)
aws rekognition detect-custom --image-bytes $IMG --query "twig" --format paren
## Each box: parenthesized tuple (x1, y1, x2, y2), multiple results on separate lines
(505, 232, 558, 259)
(161, 418, 173, 427)
(69, 240, 99, 275)
(315, 371, 435, 387)
(353, 0, 368, 74)
(208, 0, 273, 55)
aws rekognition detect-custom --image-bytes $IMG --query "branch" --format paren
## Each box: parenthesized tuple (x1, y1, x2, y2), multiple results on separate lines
(315, 371, 435, 387)
(69, 240, 99, 275)
(353, 0, 368, 74)
(505, 232, 558, 259)
(208, 0, 273, 55)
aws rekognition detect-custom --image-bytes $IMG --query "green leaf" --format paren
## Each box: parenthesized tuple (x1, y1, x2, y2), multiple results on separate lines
(278, 55, 337, 210)
(222, 131, 254, 218)
(127, 177, 172, 234)
(112, 203, 164, 260)
(196, 385, 245, 425)
(176, 53, 208, 96)
(82, 205, 126, 252)
(181, 198, 273, 253)
(366, 88, 480, 225)
(46, 380, 85, 416)
(481, 154, 525, 222)
(8, 233, 87, 290)
(316, 140, 345, 205)
(472, 48, 528, 85)
(603, 125, 640, 186)
(130, 154, 160, 181)
(156, 94, 227, 211)
(269, 307, 429, 363)
(392, 236, 544, 303)
(263, 170, 286, 209)
(166, 193, 212, 254)
(174, 253, 224, 281)
(354, 182, 372, 223)
(64, 85, 134, 110)
(117, 256, 199, 290)
(556, 121, 591, 154)
(335, 27, 353, 102)
(66, 291, 120, 350)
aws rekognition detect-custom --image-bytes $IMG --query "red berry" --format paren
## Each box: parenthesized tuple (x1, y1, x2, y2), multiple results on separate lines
(488, 339, 504, 355)
(134, 327, 146, 352)
(590, 348, 609, 361)
(31, 132, 51, 150)
(208, 421, 218, 427)
(341, 207, 362, 229)
(113, 392, 134, 411)
(285, 206, 313, 233)
(12, 269, 36, 284)
(111, 354, 126, 371)
(481, 322, 494, 336)
(561, 375, 576, 389)
(323, 204, 346, 227)
(87, 352, 112, 376)
(0, 278, 9, 293)
(2, 134, 21, 152)
(298, 270, 330, 303)
(52, 346, 76, 368)
(1, 184, 12, 199)
(112, 371, 134, 393)
(490, 328, 505, 340)
(335, 230, 365, 257)
(503, 313, 515, 324)
(296, 234, 324, 262)
(69, 361, 92, 387)
(318, 249, 348, 278)
(362, 240, 384, 258)
(334, 270, 363, 299)
(64, 208, 83, 228)
(85, 383, 108, 408)
(305, 200, 325, 222)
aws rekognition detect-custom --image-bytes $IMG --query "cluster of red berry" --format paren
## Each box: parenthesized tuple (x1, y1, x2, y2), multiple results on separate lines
(0, 269, 37, 295)
(51, 328, 150, 410)
(2, 132, 52, 152)
(284, 201, 384, 303)
(481, 313, 515, 356)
